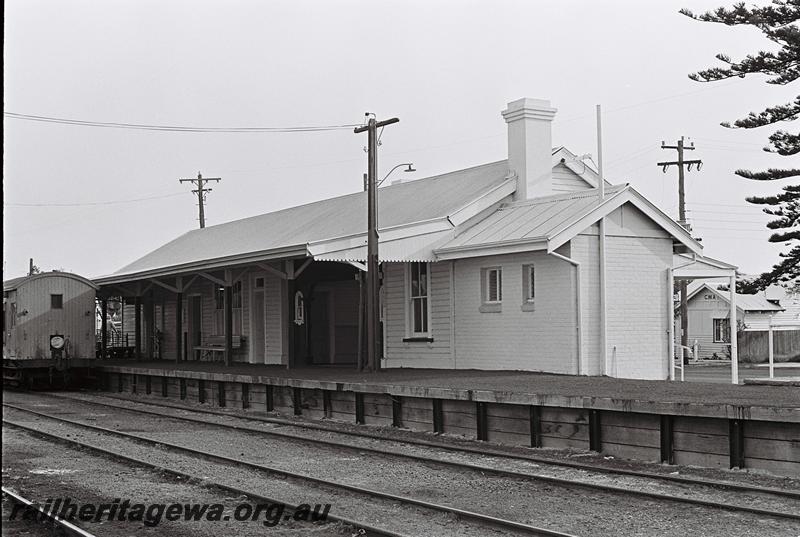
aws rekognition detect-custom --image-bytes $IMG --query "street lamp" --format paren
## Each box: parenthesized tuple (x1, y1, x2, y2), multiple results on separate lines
(377, 163, 416, 187)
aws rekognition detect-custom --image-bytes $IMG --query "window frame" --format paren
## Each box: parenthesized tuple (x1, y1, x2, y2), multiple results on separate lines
(213, 285, 225, 335)
(712, 318, 730, 343)
(484, 267, 502, 304)
(478, 266, 503, 313)
(523, 265, 535, 303)
(50, 294, 64, 310)
(405, 262, 431, 338)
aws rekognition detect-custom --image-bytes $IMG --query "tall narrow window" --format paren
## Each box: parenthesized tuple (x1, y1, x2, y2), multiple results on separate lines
(485, 267, 502, 303)
(409, 262, 429, 335)
(524, 265, 535, 302)
(51, 294, 63, 309)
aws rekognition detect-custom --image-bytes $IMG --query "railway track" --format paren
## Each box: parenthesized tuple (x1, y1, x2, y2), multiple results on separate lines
(2, 486, 97, 537)
(13, 390, 799, 521)
(3, 402, 577, 537)
(56, 390, 800, 500)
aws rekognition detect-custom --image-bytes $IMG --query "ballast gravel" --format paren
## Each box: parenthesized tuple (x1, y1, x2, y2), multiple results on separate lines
(4, 392, 799, 537)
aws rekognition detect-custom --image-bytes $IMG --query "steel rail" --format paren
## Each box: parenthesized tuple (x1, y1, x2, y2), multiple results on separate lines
(41, 391, 800, 501)
(2, 486, 98, 537)
(6, 397, 799, 523)
(2, 421, 413, 537)
(2, 405, 577, 537)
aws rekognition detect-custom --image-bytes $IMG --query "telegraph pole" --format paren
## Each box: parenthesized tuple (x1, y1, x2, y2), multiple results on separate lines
(179, 172, 221, 228)
(658, 137, 702, 351)
(354, 115, 399, 372)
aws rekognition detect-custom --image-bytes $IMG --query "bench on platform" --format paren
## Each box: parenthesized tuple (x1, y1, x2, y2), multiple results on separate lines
(195, 335, 245, 362)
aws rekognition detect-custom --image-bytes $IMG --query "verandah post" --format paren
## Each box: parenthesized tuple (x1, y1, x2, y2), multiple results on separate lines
(175, 291, 183, 364)
(224, 283, 233, 367)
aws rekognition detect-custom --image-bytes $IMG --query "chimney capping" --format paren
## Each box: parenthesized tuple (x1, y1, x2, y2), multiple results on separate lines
(501, 98, 557, 123)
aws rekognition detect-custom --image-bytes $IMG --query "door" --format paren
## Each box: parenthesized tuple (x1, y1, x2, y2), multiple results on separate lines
(188, 295, 202, 360)
(332, 282, 359, 365)
(251, 288, 266, 363)
(309, 291, 331, 364)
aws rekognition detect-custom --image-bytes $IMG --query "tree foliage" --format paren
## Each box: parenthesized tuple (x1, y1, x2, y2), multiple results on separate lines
(682, 1, 799, 290)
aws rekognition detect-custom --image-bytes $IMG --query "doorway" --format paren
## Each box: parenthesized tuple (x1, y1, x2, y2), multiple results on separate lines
(251, 285, 266, 363)
(188, 295, 202, 361)
(309, 281, 359, 365)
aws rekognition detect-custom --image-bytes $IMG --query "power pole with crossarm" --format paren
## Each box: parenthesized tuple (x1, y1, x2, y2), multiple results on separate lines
(354, 115, 399, 372)
(658, 137, 702, 353)
(179, 172, 221, 229)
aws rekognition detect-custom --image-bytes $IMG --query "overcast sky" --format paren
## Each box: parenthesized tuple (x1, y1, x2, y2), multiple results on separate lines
(4, 0, 795, 280)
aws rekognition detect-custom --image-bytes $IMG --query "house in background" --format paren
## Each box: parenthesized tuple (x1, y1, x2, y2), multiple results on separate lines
(680, 282, 800, 362)
(93, 97, 705, 380)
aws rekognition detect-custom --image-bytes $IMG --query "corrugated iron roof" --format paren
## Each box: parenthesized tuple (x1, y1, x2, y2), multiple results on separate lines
(687, 282, 784, 312)
(731, 292, 784, 311)
(3, 272, 99, 292)
(313, 230, 455, 263)
(438, 185, 627, 251)
(3, 275, 28, 292)
(104, 161, 512, 280)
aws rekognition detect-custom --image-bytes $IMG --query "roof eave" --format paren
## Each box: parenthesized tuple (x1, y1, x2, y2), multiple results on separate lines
(94, 245, 310, 286)
(434, 238, 547, 261)
(546, 186, 702, 255)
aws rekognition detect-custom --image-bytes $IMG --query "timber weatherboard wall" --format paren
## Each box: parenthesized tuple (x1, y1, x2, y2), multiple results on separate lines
(383, 261, 454, 368)
(141, 267, 288, 364)
(683, 292, 784, 360)
(551, 162, 592, 192)
(684, 292, 736, 360)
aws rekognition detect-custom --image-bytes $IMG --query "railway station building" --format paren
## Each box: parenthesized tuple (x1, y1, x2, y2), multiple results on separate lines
(94, 98, 713, 380)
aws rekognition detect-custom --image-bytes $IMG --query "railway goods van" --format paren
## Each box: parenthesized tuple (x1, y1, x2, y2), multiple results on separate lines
(3, 271, 98, 386)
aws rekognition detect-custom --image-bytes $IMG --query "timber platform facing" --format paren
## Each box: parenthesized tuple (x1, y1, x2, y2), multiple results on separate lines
(94, 360, 800, 476)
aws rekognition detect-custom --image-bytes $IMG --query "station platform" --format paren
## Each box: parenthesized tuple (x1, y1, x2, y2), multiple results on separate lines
(94, 359, 799, 421)
(92, 359, 800, 476)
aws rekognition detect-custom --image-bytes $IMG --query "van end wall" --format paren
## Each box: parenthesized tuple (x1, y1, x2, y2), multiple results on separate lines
(8, 276, 96, 359)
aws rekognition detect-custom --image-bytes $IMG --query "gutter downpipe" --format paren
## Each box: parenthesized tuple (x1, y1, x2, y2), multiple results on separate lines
(667, 267, 675, 381)
(549, 251, 583, 375)
(597, 105, 609, 377)
(730, 272, 739, 384)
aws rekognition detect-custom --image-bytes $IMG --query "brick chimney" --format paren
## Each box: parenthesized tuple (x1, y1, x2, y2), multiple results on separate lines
(501, 98, 557, 200)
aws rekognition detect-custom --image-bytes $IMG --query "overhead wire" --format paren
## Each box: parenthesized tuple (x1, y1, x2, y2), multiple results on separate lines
(558, 80, 741, 124)
(3, 112, 361, 133)
(4, 191, 189, 208)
